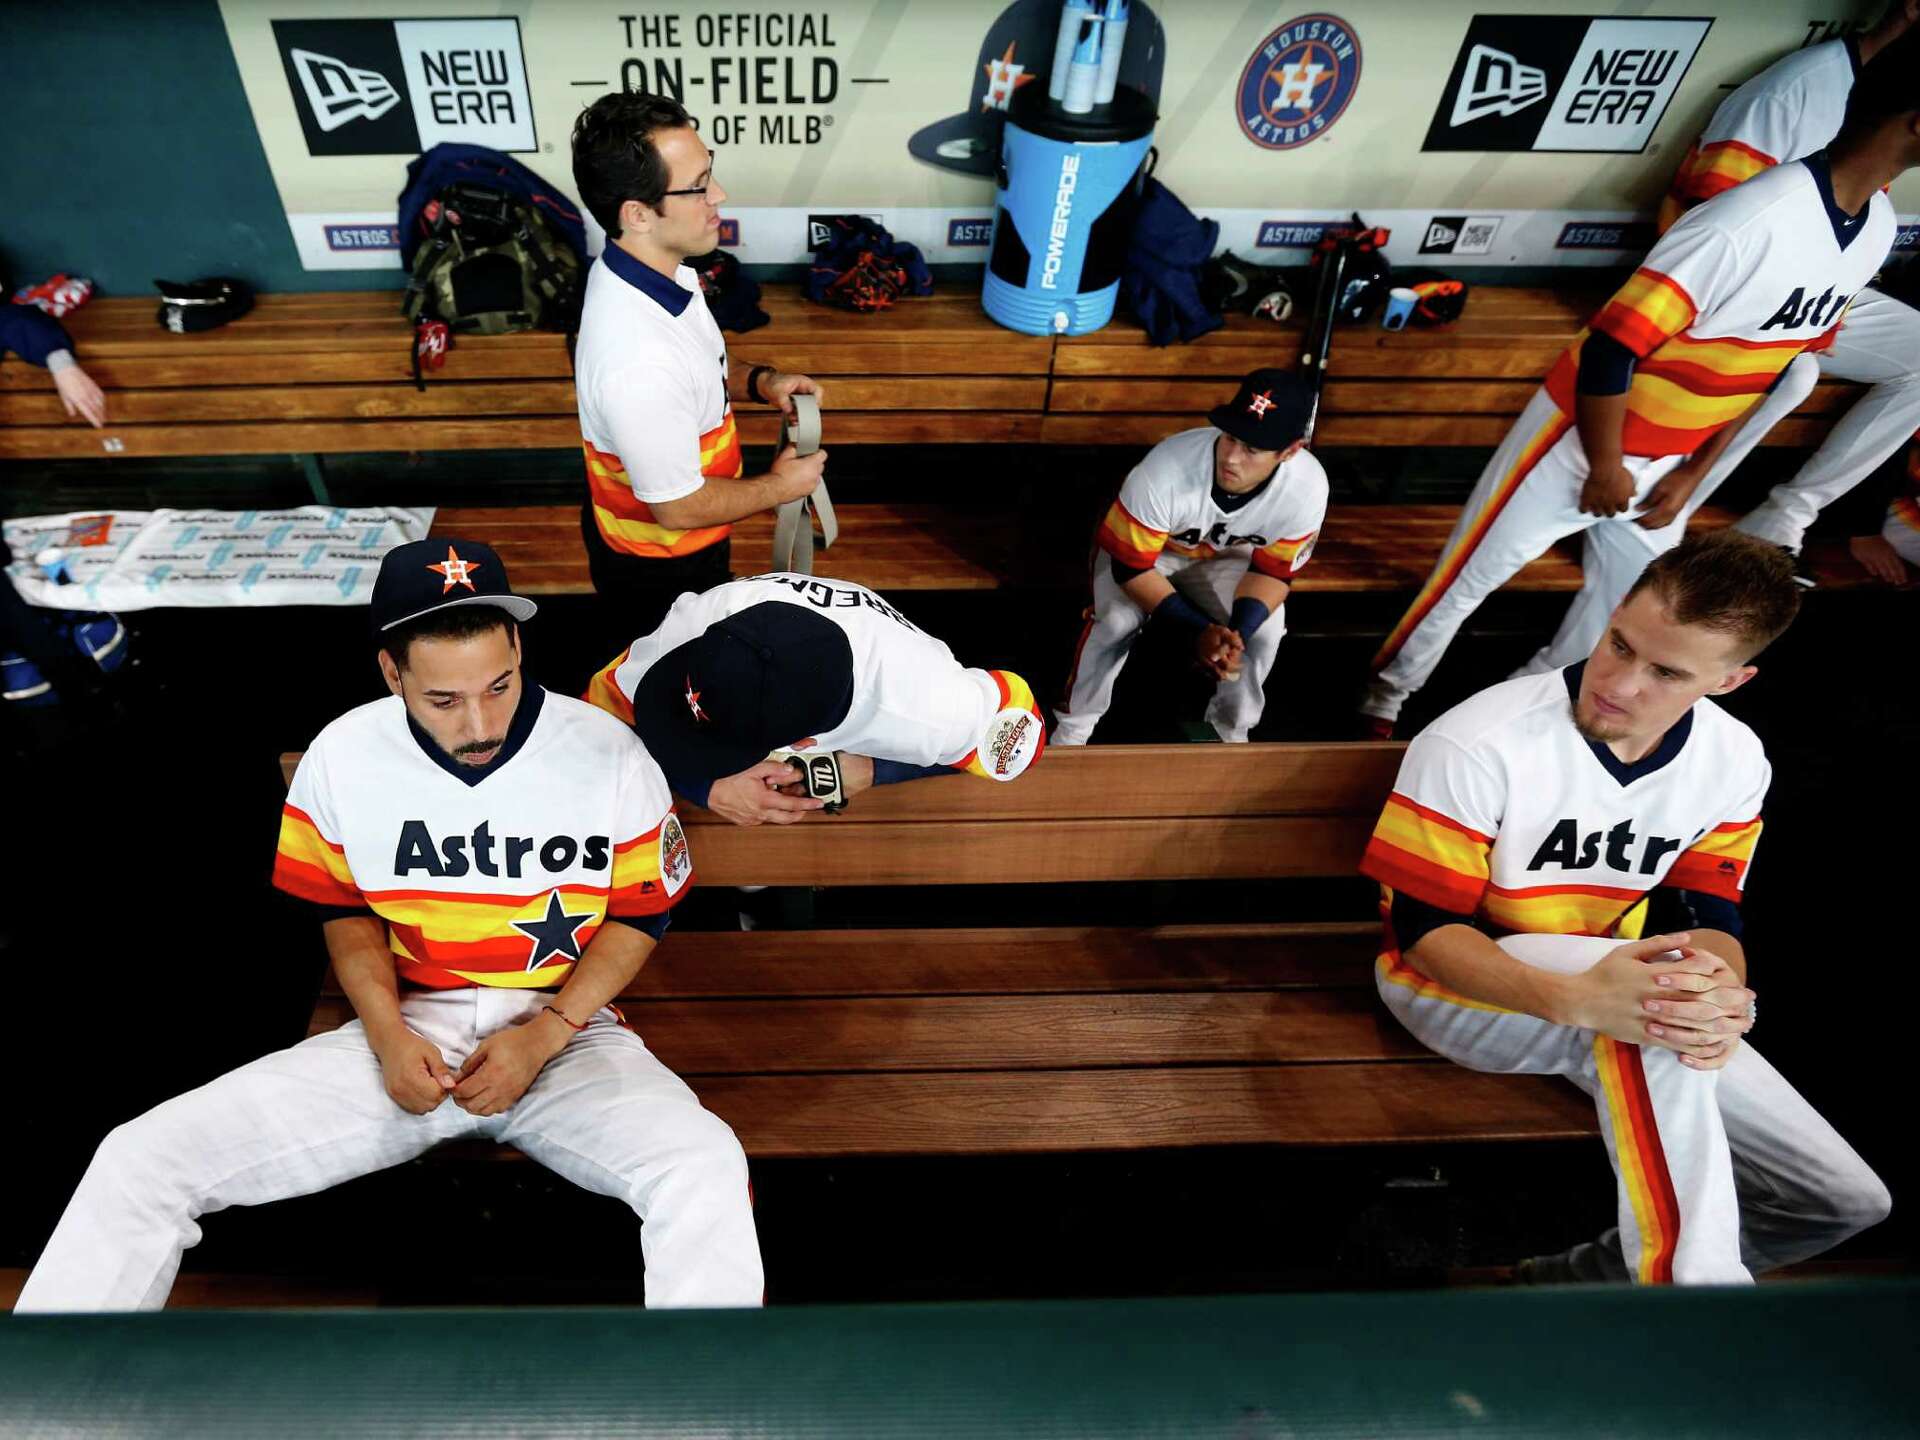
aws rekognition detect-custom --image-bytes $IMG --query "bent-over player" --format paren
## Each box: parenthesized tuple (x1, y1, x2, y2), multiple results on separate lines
(14, 540, 761, 1311)
(1054, 369, 1328, 745)
(585, 572, 1046, 826)
(1361, 532, 1887, 1284)
(1362, 48, 1920, 733)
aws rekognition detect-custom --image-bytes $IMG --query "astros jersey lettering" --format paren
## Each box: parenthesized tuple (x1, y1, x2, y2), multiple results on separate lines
(1361, 664, 1768, 990)
(273, 688, 691, 989)
(1659, 38, 1855, 231)
(1544, 158, 1894, 459)
(1096, 427, 1328, 580)
(574, 247, 741, 560)
(587, 573, 1027, 770)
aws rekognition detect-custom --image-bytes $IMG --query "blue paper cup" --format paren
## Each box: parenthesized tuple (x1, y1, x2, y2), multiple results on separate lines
(1382, 287, 1419, 332)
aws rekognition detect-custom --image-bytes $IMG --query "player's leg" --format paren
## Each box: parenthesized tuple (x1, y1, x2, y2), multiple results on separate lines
(1363, 391, 1591, 726)
(1735, 292, 1920, 551)
(1378, 932, 1747, 1283)
(1511, 513, 1678, 678)
(497, 997, 762, 1308)
(14, 992, 482, 1312)
(1053, 562, 1152, 746)
(1678, 353, 1824, 515)
(1170, 557, 1283, 742)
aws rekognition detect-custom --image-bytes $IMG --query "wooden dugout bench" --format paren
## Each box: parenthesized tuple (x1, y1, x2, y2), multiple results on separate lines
(291, 742, 1596, 1158)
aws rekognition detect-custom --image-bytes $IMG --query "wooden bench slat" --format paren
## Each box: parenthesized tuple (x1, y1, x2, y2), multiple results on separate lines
(1041, 412, 1841, 450)
(1047, 378, 1861, 419)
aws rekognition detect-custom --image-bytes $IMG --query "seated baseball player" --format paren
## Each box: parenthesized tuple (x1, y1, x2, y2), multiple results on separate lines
(1053, 369, 1328, 745)
(584, 572, 1046, 825)
(1360, 531, 1887, 1284)
(14, 539, 762, 1312)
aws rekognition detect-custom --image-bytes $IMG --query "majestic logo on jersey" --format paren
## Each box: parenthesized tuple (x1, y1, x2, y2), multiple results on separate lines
(393, 819, 612, 879)
(511, 889, 596, 969)
(1759, 288, 1853, 334)
(980, 41, 1036, 112)
(1528, 817, 1689, 877)
(659, 814, 693, 894)
(1236, 15, 1363, 152)
(1449, 44, 1549, 126)
(1247, 389, 1275, 418)
(684, 676, 709, 723)
(426, 544, 480, 592)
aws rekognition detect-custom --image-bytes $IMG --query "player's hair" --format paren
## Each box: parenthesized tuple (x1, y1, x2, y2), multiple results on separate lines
(382, 607, 518, 670)
(571, 92, 695, 238)
(1844, 26, 1920, 133)
(1623, 531, 1800, 661)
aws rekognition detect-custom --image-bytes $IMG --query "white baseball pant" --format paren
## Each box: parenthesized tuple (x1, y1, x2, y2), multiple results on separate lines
(1378, 933, 1889, 1284)
(13, 987, 764, 1311)
(1883, 495, 1920, 566)
(1054, 552, 1285, 745)
(1363, 387, 1683, 725)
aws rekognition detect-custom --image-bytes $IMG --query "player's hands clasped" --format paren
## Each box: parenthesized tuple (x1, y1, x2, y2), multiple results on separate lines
(1578, 462, 1638, 517)
(1195, 624, 1245, 681)
(452, 1018, 569, 1117)
(1558, 933, 1750, 1063)
(708, 759, 828, 826)
(769, 441, 828, 504)
(374, 1027, 458, 1114)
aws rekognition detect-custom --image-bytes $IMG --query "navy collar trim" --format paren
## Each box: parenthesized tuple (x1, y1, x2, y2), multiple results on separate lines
(407, 682, 546, 787)
(1562, 662, 1692, 786)
(1844, 34, 1862, 79)
(602, 244, 692, 316)
(1801, 150, 1869, 252)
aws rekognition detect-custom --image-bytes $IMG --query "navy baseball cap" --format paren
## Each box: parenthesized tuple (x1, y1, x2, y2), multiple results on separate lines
(370, 538, 539, 634)
(1209, 370, 1314, 451)
(630, 603, 856, 787)
(907, 0, 1165, 177)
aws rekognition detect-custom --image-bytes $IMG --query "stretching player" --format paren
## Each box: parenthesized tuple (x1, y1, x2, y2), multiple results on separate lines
(584, 572, 1046, 826)
(1362, 45, 1920, 733)
(1054, 370, 1328, 744)
(14, 540, 762, 1311)
(1362, 532, 1887, 1284)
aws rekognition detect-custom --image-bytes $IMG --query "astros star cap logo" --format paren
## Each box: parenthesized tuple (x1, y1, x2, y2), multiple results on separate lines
(1247, 389, 1275, 418)
(426, 544, 480, 593)
(684, 675, 709, 723)
(980, 42, 1034, 111)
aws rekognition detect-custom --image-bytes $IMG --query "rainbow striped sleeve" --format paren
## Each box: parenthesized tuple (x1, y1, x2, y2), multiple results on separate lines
(607, 810, 691, 917)
(1249, 529, 1317, 581)
(1887, 494, 1920, 538)
(1591, 267, 1700, 359)
(1361, 791, 1493, 915)
(1657, 138, 1777, 234)
(272, 801, 364, 908)
(1095, 497, 1168, 570)
(1663, 815, 1763, 902)
(582, 645, 636, 726)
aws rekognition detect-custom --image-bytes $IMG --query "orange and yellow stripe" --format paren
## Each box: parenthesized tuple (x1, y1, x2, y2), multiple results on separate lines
(954, 669, 1047, 780)
(368, 883, 611, 989)
(1360, 793, 1493, 915)
(1250, 529, 1317, 581)
(1480, 880, 1646, 938)
(1663, 815, 1762, 901)
(1890, 495, 1920, 536)
(1095, 497, 1168, 570)
(609, 817, 685, 915)
(273, 804, 363, 908)
(585, 409, 741, 558)
(583, 645, 635, 725)
(1372, 409, 1572, 668)
(1657, 138, 1778, 234)
(1592, 268, 1699, 358)
(1594, 1036, 1683, 1283)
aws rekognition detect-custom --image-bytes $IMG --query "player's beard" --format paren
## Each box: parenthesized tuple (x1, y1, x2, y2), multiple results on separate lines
(452, 735, 508, 764)
(1569, 698, 1630, 745)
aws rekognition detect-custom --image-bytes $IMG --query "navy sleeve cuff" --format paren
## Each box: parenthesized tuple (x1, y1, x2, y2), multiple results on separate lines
(1576, 329, 1637, 397)
(1154, 591, 1211, 635)
(0, 304, 72, 367)
(1650, 887, 1744, 941)
(1390, 888, 1485, 956)
(310, 904, 376, 925)
(872, 759, 956, 785)
(611, 910, 672, 942)
(669, 769, 714, 810)
(1229, 596, 1270, 645)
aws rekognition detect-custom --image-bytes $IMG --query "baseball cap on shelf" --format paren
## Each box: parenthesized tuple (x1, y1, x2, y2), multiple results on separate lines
(629, 603, 857, 788)
(907, 0, 1165, 177)
(1208, 369, 1314, 452)
(370, 538, 539, 635)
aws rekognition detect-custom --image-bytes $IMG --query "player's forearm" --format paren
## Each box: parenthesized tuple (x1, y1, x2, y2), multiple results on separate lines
(1120, 569, 1176, 613)
(1405, 925, 1576, 1023)
(1575, 390, 1630, 470)
(325, 916, 410, 1048)
(727, 356, 767, 404)
(649, 474, 785, 528)
(544, 922, 657, 1028)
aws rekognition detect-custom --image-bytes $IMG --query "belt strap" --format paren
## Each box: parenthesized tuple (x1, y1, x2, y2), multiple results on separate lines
(770, 393, 836, 574)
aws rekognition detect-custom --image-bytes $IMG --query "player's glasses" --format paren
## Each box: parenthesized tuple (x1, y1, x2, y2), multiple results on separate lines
(660, 167, 718, 202)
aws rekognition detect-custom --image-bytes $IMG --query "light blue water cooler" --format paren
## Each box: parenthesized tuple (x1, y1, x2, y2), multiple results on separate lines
(982, 83, 1156, 336)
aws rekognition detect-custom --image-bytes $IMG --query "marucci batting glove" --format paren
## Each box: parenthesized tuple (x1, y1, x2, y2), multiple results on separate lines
(770, 749, 848, 812)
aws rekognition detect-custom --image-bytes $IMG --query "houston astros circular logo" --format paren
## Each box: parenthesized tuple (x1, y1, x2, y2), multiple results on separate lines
(1236, 14, 1363, 151)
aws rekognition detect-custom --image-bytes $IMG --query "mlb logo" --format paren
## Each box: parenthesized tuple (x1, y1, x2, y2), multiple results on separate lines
(717, 219, 741, 247)
(947, 218, 994, 247)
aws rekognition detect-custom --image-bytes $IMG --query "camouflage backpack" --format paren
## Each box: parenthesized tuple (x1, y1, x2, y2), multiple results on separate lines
(401, 180, 582, 337)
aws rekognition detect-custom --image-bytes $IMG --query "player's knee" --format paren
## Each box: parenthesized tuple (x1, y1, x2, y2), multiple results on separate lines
(1828, 1165, 1893, 1237)
(88, 1116, 186, 1208)
(647, 1107, 751, 1202)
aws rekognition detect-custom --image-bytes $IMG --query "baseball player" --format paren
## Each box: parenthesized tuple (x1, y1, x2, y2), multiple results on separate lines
(14, 540, 761, 1311)
(1054, 370, 1328, 745)
(1362, 531, 1888, 1284)
(584, 572, 1047, 826)
(571, 92, 828, 628)
(1362, 53, 1920, 735)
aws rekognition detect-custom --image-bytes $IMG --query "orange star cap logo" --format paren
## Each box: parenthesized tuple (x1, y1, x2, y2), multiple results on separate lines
(426, 544, 480, 593)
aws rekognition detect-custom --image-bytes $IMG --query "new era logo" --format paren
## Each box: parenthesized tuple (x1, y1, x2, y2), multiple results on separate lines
(290, 47, 401, 132)
(1450, 43, 1549, 126)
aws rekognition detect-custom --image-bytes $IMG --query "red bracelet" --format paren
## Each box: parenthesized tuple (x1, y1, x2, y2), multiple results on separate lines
(543, 1004, 587, 1032)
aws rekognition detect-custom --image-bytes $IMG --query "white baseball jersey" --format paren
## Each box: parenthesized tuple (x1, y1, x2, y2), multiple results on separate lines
(1361, 664, 1769, 960)
(1545, 158, 1895, 459)
(274, 687, 691, 989)
(1096, 427, 1329, 580)
(573, 245, 740, 559)
(1660, 38, 1855, 230)
(586, 574, 1035, 770)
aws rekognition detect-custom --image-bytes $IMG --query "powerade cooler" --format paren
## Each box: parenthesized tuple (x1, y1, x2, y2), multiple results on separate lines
(982, 84, 1155, 336)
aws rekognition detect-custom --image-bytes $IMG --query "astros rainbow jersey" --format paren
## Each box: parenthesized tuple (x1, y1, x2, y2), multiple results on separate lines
(1096, 426, 1329, 579)
(1360, 664, 1769, 994)
(273, 687, 691, 989)
(574, 245, 741, 560)
(1544, 156, 1894, 459)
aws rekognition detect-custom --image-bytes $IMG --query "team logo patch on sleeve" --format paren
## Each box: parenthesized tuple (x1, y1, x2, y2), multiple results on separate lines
(982, 706, 1043, 782)
(659, 813, 693, 895)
